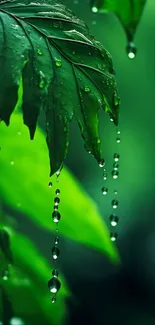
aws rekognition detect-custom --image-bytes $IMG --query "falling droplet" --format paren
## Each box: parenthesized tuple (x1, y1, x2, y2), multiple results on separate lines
(110, 215, 119, 226)
(112, 199, 118, 209)
(84, 86, 91, 93)
(55, 189, 60, 195)
(48, 277, 61, 293)
(99, 158, 105, 168)
(102, 187, 108, 195)
(116, 137, 121, 143)
(54, 197, 60, 205)
(113, 162, 119, 170)
(37, 49, 42, 56)
(48, 182, 52, 188)
(52, 296, 56, 303)
(52, 269, 59, 278)
(52, 246, 60, 260)
(55, 60, 62, 67)
(103, 169, 107, 180)
(126, 42, 137, 59)
(110, 232, 117, 241)
(117, 129, 120, 135)
(92, 6, 98, 13)
(55, 236, 59, 245)
(54, 205, 58, 211)
(112, 170, 119, 179)
(52, 211, 61, 223)
(113, 153, 120, 162)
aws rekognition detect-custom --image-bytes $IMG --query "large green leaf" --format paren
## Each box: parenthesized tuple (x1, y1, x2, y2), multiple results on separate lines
(0, 0, 119, 175)
(91, 0, 146, 42)
(0, 113, 119, 263)
(0, 225, 69, 325)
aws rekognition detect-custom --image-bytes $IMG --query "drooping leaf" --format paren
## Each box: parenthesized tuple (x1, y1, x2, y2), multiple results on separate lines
(0, 113, 119, 263)
(0, 0, 119, 175)
(0, 225, 69, 325)
(91, 0, 146, 42)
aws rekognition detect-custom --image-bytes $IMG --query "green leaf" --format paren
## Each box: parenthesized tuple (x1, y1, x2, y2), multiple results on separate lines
(0, 0, 119, 175)
(91, 0, 146, 42)
(0, 226, 69, 325)
(0, 228, 13, 275)
(0, 113, 119, 263)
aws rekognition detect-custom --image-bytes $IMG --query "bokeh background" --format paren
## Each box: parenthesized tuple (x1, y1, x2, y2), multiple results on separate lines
(1, 0, 155, 324)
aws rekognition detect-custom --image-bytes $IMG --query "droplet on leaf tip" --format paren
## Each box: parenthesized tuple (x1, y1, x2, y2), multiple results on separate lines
(126, 42, 137, 59)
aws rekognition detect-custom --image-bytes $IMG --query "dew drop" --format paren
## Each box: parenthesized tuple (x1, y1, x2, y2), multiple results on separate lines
(110, 215, 119, 227)
(114, 190, 118, 195)
(54, 205, 58, 210)
(117, 129, 120, 135)
(54, 197, 60, 205)
(126, 42, 137, 59)
(52, 296, 56, 303)
(2, 270, 9, 281)
(113, 153, 120, 162)
(55, 60, 62, 67)
(99, 158, 105, 168)
(37, 49, 42, 56)
(112, 170, 119, 179)
(52, 246, 60, 260)
(84, 86, 91, 93)
(112, 199, 118, 209)
(52, 269, 59, 278)
(48, 277, 61, 293)
(102, 187, 108, 195)
(55, 236, 59, 245)
(113, 162, 119, 170)
(55, 189, 60, 195)
(116, 137, 121, 143)
(103, 171, 107, 180)
(110, 232, 117, 241)
(92, 6, 98, 13)
(48, 182, 52, 188)
(52, 211, 61, 223)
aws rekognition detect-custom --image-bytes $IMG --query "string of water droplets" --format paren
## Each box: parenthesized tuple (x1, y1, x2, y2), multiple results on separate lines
(48, 170, 61, 303)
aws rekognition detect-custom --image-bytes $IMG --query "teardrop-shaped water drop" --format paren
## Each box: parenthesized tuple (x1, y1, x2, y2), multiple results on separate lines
(48, 182, 52, 188)
(55, 236, 59, 245)
(48, 277, 61, 293)
(126, 42, 137, 59)
(113, 162, 119, 170)
(54, 197, 60, 205)
(55, 189, 60, 195)
(99, 158, 105, 168)
(112, 199, 118, 209)
(117, 129, 120, 135)
(52, 211, 61, 223)
(110, 215, 119, 227)
(52, 269, 59, 278)
(52, 246, 60, 260)
(113, 153, 120, 162)
(110, 232, 117, 242)
(112, 170, 119, 179)
(52, 296, 56, 303)
(116, 137, 121, 143)
(102, 187, 108, 195)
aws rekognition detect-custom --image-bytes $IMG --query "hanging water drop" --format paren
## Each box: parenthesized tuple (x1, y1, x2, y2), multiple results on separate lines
(113, 162, 119, 170)
(113, 153, 120, 162)
(52, 296, 56, 304)
(126, 42, 137, 59)
(52, 246, 60, 260)
(48, 277, 61, 293)
(55, 189, 60, 195)
(99, 158, 105, 168)
(110, 215, 119, 227)
(54, 197, 60, 205)
(102, 187, 108, 195)
(110, 232, 117, 242)
(112, 170, 119, 179)
(48, 182, 52, 188)
(55, 60, 62, 67)
(112, 199, 118, 209)
(116, 137, 121, 143)
(52, 211, 61, 223)
(55, 236, 59, 245)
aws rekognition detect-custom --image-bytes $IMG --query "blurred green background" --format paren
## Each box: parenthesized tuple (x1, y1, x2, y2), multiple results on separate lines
(1, 0, 155, 324)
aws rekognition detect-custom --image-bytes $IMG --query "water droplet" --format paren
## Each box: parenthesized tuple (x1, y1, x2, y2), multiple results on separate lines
(48, 277, 61, 293)
(54, 205, 58, 210)
(116, 137, 120, 143)
(52, 269, 59, 278)
(55, 60, 62, 67)
(48, 182, 52, 188)
(55, 189, 60, 195)
(84, 86, 91, 93)
(113, 162, 119, 170)
(37, 49, 42, 56)
(102, 187, 108, 195)
(52, 211, 61, 223)
(112, 199, 118, 209)
(103, 171, 107, 180)
(110, 232, 117, 241)
(52, 296, 56, 303)
(112, 170, 119, 179)
(114, 190, 118, 195)
(55, 236, 59, 245)
(126, 42, 137, 59)
(10, 317, 24, 325)
(92, 6, 98, 13)
(99, 158, 105, 168)
(39, 71, 46, 89)
(52, 246, 60, 260)
(2, 270, 9, 281)
(54, 197, 60, 205)
(117, 129, 120, 135)
(110, 215, 119, 226)
(113, 153, 120, 162)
